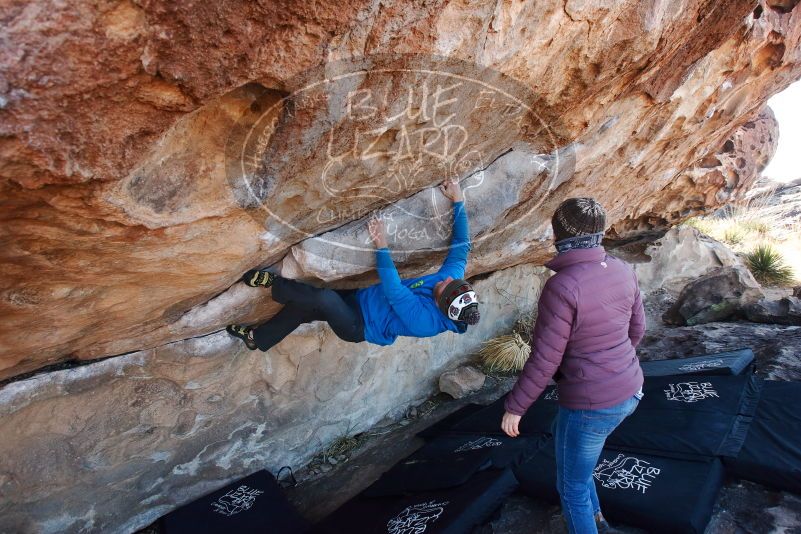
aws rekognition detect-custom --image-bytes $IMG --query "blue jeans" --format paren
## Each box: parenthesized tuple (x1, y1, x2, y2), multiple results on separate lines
(554, 394, 641, 534)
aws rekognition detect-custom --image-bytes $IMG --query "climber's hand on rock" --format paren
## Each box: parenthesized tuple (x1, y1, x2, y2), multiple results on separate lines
(369, 217, 388, 249)
(439, 178, 464, 203)
(501, 411, 522, 438)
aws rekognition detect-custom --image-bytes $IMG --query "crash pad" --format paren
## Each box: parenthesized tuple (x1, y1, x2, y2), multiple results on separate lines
(160, 470, 308, 534)
(606, 374, 761, 459)
(723, 379, 801, 494)
(313, 468, 518, 534)
(640, 348, 755, 377)
(514, 441, 725, 534)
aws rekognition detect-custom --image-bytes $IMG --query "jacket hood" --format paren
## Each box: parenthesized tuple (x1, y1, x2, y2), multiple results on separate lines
(545, 246, 606, 272)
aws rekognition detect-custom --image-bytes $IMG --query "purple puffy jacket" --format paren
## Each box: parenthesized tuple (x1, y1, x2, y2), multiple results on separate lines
(505, 247, 645, 414)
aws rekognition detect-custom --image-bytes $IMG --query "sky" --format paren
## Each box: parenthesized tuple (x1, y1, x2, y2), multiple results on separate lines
(763, 79, 801, 183)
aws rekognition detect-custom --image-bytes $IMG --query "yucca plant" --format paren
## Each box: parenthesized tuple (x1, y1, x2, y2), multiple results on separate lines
(479, 332, 531, 374)
(746, 244, 795, 286)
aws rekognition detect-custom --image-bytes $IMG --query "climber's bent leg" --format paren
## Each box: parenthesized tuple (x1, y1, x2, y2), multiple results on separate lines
(251, 303, 316, 351)
(252, 281, 365, 351)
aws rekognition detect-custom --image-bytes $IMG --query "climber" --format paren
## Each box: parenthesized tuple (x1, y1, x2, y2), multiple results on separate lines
(500, 197, 645, 534)
(226, 178, 480, 352)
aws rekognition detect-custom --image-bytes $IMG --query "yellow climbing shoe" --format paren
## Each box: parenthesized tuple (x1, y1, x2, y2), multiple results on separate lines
(226, 324, 257, 350)
(242, 269, 276, 288)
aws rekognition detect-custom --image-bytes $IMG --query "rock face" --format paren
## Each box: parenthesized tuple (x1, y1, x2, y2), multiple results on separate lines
(745, 296, 801, 325)
(2, 2, 801, 533)
(0, 262, 546, 534)
(663, 266, 765, 325)
(628, 226, 745, 295)
(439, 366, 486, 399)
(609, 107, 780, 241)
(2, 1, 800, 379)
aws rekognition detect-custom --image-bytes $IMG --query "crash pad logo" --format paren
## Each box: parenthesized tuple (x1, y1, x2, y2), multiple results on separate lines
(677, 359, 724, 372)
(664, 381, 720, 403)
(544, 388, 559, 401)
(454, 437, 503, 452)
(210, 485, 264, 516)
(225, 54, 572, 269)
(594, 454, 661, 494)
(387, 500, 449, 534)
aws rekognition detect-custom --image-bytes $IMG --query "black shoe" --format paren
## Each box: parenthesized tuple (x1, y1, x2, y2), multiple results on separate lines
(226, 324, 257, 350)
(597, 517, 624, 534)
(242, 268, 276, 288)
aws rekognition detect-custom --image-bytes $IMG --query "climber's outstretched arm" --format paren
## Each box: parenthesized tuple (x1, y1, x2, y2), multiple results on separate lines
(368, 218, 438, 332)
(438, 179, 471, 279)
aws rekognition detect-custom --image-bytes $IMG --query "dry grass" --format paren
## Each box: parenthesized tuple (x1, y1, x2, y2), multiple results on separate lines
(323, 433, 365, 462)
(479, 332, 531, 374)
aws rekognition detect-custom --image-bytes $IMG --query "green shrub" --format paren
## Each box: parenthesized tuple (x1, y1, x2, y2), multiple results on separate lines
(746, 244, 795, 286)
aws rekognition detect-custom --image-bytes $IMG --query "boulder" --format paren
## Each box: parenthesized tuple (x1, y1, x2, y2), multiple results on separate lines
(439, 366, 487, 399)
(663, 266, 765, 326)
(0, 262, 547, 534)
(745, 296, 801, 326)
(1, 2, 800, 532)
(1, 0, 798, 379)
(630, 226, 744, 295)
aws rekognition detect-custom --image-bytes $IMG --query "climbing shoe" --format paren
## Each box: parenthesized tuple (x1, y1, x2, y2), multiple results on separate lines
(596, 515, 623, 534)
(226, 324, 257, 350)
(242, 268, 276, 288)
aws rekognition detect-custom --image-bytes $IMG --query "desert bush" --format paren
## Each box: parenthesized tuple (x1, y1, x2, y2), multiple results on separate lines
(746, 244, 796, 286)
(740, 218, 771, 235)
(682, 217, 715, 235)
(723, 226, 746, 245)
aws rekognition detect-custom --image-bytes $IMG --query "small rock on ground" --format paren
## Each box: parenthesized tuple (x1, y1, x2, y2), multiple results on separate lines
(440, 366, 487, 399)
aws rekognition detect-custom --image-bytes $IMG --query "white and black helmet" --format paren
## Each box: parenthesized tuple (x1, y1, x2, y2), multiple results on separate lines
(437, 279, 480, 325)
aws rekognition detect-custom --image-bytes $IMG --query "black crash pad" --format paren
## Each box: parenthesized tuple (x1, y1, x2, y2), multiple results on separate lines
(641, 348, 755, 377)
(606, 374, 761, 459)
(161, 470, 308, 534)
(417, 404, 485, 439)
(406, 434, 545, 469)
(313, 468, 518, 534)
(419, 386, 560, 439)
(364, 435, 543, 498)
(363, 447, 495, 497)
(724, 380, 801, 494)
(514, 441, 725, 534)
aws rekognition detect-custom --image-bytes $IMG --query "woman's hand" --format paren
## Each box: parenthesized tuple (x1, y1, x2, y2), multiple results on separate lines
(368, 217, 389, 249)
(439, 178, 464, 202)
(501, 411, 522, 438)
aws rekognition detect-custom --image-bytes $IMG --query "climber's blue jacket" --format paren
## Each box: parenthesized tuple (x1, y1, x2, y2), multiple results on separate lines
(357, 201, 471, 345)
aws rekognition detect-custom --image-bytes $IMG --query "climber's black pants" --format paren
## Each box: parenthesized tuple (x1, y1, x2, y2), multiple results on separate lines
(252, 277, 365, 351)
